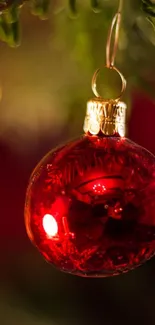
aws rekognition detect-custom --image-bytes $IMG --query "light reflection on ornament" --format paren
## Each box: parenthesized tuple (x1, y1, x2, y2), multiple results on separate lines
(43, 214, 58, 237)
(114, 207, 123, 214)
(93, 183, 106, 194)
(62, 216, 75, 239)
(75, 176, 125, 200)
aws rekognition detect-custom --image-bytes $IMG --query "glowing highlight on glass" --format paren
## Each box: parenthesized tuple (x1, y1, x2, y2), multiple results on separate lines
(43, 214, 58, 237)
(93, 183, 106, 194)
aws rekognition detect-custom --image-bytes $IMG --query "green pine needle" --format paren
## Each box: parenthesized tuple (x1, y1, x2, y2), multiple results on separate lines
(142, 0, 155, 17)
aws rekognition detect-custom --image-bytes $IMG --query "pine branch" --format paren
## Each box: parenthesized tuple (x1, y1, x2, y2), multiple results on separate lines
(0, 0, 154, 46)
(142, 0, 155, 17)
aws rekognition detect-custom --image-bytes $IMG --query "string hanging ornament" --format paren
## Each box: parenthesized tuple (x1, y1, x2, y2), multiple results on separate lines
(25, 0, 155, 277)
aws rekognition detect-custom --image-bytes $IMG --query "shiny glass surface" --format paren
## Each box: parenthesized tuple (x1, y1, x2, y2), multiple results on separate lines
(25, 136, 155, 277)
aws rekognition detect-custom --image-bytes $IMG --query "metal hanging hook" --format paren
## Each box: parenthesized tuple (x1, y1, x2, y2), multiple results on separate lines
(106, 0, 123, 68)
(91, 0, 126, 101)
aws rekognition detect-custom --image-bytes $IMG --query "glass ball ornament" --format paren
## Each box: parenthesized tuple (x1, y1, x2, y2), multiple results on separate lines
(25, 98, 155, 277)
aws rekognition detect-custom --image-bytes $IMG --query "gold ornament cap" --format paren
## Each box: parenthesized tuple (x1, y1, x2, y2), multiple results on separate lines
(83, 98, 126, 137)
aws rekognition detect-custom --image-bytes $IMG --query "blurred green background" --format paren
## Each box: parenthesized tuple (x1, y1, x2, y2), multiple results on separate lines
(0, 1, 155, 325)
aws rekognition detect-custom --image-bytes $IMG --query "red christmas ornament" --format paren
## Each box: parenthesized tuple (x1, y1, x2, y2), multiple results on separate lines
(25, 133, 155, 277)
(24, 2, 155, 277)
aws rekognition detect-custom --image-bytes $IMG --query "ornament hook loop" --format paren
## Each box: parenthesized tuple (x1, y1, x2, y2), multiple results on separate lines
(91, 65, 126, 101)
(106, 0, 123, 68)
(106, 12, 121, 68)
(91, 0, 126, 101)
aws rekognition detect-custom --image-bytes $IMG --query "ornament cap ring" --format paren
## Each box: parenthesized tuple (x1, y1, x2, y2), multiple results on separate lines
(91, 65, 127, 101)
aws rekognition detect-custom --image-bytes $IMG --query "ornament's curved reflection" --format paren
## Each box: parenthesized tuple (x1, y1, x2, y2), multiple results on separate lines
(43, 214, 58, 238)
(25, 136, 155, 277)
